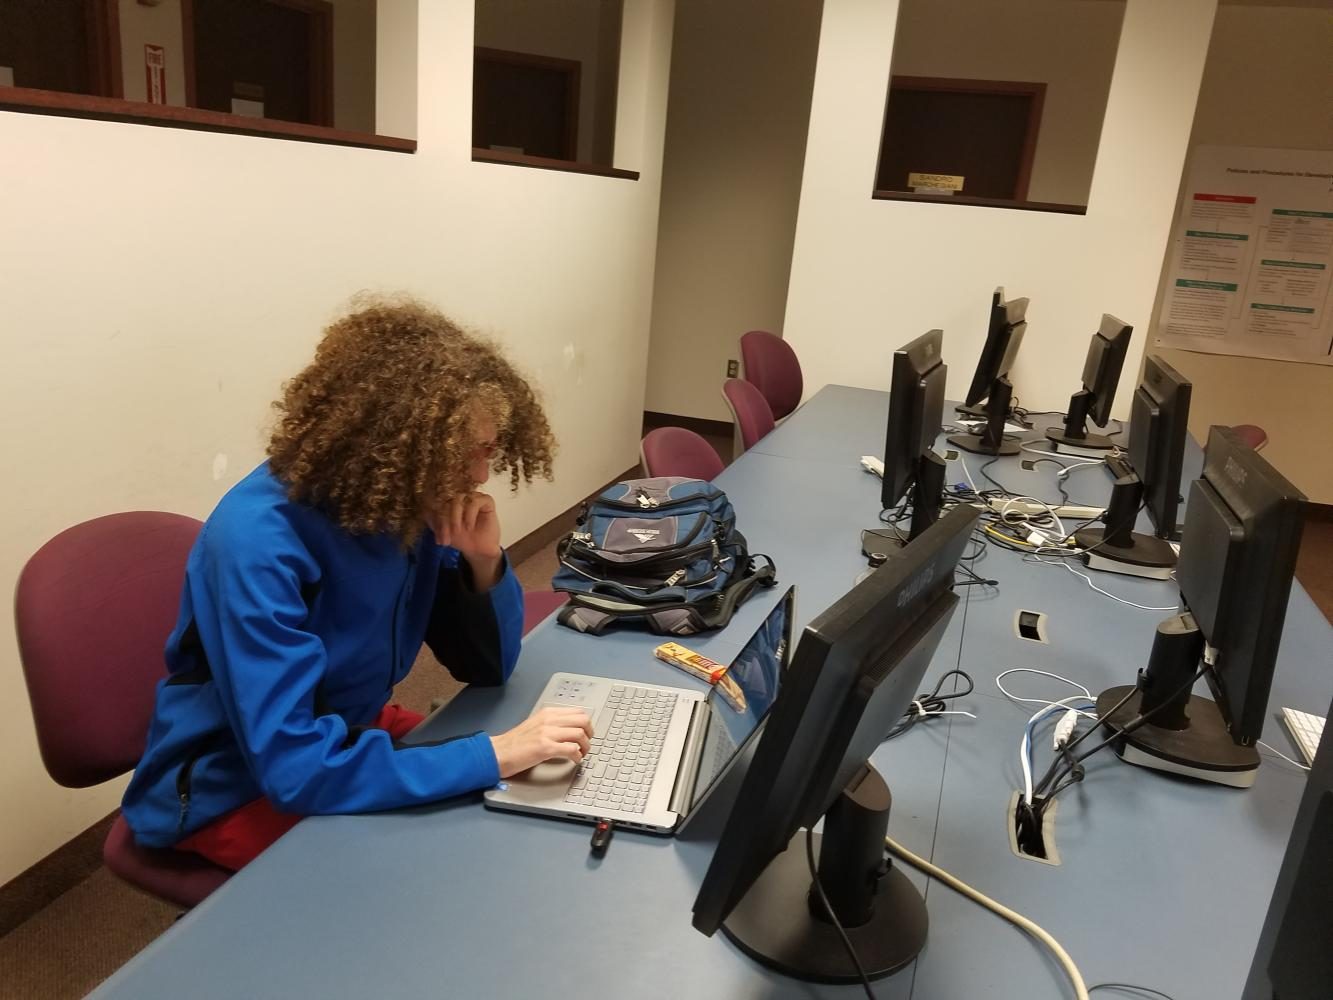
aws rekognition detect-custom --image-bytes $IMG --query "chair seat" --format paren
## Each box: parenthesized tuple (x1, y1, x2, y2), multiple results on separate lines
(103, 814, 231, 909)
(523, 591, 567, 636)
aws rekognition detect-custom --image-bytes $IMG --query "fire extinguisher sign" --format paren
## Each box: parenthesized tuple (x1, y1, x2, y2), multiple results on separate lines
(145, 45, 166, 104)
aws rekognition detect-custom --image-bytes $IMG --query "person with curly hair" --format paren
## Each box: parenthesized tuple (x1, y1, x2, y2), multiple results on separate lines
(121, 298, 592, 870)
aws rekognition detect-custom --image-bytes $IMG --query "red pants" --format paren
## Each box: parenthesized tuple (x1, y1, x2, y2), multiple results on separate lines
(176, 704, 425, 871)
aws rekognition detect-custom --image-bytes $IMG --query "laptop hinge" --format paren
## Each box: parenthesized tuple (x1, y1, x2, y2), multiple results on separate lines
(668, 701, 709, 816)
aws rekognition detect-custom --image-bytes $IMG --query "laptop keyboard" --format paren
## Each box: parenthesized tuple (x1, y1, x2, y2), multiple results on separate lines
(564, 686, 679, 814)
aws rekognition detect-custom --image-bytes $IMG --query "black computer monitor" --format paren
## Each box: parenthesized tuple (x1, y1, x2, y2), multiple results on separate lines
(1074, 356, 1193, 578)
(1045, 314, 1132, 452)
(957, 288, 1029, 419)
(693, 506, 979, 984)
(1095, 426, 1306, 787)
(949, 300, 1027, 457)
(879, 329, 947, 541)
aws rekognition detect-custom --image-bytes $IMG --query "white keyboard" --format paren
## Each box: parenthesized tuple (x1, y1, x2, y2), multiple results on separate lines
(1281, 707, 1326, 766)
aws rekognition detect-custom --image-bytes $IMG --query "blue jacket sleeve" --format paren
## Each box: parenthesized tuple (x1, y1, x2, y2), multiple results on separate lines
(424, 552, 524, 687)
(192, 537, 501, 816)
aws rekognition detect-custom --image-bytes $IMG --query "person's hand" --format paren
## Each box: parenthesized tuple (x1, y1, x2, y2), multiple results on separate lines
(427, 492, 503, 589)
(490, 707, 594, 778)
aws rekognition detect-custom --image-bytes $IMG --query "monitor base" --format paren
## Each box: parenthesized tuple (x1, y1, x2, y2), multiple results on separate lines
(1045, 428, 1115, 453)
(1096, 685, 1260, 788)
(720, 831, 927, 983)
(947, 432, 1020, 457)
(956, 401, 1031, 427)
(1075, 527, 1177, 580)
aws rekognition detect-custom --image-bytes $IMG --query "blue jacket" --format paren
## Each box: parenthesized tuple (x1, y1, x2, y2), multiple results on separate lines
(122, 464, 524, 848)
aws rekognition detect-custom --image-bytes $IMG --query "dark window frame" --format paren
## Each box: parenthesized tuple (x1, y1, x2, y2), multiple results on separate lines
(873, 75, 1086, 215)
(0, 0, 413, 154)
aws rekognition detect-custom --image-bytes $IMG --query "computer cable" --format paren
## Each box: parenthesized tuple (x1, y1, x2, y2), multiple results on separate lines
(1028, 557, 1180, 612)
(1257, 741, 1312, 772)
(805, 828, 877, 1000)
(882, 834, 1090, 1000)
(1087, 982, 1176, 999)
(883, 669, 977, 741)
(1032, 665, 1208, 804)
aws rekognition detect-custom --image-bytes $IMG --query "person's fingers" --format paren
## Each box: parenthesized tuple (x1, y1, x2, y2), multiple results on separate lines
(463, 493, 482, 534)
(448, 497, 466, 540)
(548, 725, 591, 756)
(548, 740, 585, 763)
(534, 706, 592, 725)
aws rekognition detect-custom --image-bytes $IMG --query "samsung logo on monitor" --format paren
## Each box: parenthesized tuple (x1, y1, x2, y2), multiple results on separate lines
(897, 560, 937, 608)
(1224, 456, 1248, 487)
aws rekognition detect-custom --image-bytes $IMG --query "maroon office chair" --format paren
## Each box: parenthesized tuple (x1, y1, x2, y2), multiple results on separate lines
(523, 590, 567, 636)
(640, 427, 726, 481)
(1229, 424, 1269, 452)
(740, 330, 803, 421)
(722, 378, 777, 453)
(15, 511, 232, 908)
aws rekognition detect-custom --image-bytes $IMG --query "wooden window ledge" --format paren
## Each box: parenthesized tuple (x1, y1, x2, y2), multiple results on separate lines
(0, 86, 416, 153)
(872, 189, 1086, 215)
(472, 146, 638, 180)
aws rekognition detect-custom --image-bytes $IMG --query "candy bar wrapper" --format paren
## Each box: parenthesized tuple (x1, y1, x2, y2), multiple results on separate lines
(653, 642, 748, 713)
(653, 642, 726, 683)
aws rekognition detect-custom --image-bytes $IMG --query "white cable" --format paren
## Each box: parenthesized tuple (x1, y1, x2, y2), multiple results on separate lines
(1031, 556, 1179, 612)
(906, 698, 978, 722)
(884, 835, 1089, 1000)
(957, 452, 980, 499)
(1258, 740, 1312, 772)
(1020, 697, 1097, 804)
(996, 668, 1095, 706)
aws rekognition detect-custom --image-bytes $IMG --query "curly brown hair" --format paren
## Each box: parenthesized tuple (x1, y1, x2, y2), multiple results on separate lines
(268, 297, 555, 544)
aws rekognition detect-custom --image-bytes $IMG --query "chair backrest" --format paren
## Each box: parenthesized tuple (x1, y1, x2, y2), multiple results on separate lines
(722, 378, 777, 452)
(740, 330, 803, 421)
(640, 426, 726, 481)
(1229, 424, 1269, 452)
(15, 511, 202, 787)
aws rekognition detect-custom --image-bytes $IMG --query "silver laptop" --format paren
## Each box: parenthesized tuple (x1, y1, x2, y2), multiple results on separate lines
(484, 588, 794, 834)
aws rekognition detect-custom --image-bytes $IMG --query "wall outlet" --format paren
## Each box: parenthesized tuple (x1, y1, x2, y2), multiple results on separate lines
(726, 359, 739, 378)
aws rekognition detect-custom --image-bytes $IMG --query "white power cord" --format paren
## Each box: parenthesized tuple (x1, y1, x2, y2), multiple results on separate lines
(884, 835, 1089, 1000)
(1030, 556, 1180, 612)
(996, 668, 1099, 713)
(1258, 740, 1312, 772)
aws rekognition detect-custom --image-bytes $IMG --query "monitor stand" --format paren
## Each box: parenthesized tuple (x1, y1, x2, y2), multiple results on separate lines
(956, 399, 1031, 428)
(1074, 459, 1176, 580)
(1096, 613, 1260, 788)
(720, 763, 927, 983)
(1045, 388, 1115, 453)
(949, 376, 1020, 456)
(863, 451, 946, 557)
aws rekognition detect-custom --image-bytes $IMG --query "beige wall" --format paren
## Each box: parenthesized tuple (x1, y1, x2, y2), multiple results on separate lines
(889, 0, 1126, 207)
(1150, 3, 1333, 503)
(644, 0, 822, 422)
(475, 0, 622, 164)
(116, 0, 378, 133)
(0, 0, 673, 889)
(782, 0, 1217, 432)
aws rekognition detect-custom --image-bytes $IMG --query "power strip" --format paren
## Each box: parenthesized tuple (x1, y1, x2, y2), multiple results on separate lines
(984, 498, 1104, 520)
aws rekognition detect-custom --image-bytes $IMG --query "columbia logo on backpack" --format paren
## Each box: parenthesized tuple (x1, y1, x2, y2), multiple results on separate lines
(552, 477, 777, 636)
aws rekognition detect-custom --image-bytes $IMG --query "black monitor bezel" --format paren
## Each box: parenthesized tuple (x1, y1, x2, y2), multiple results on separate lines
(1082, 315, 1132, 427)
(963, 288, 1028, 408)
(1177, 426, 1306, 744)
(881, 329, 946, 510)
(1129, 355, 1192, 539)
(692, 506, 978, 937)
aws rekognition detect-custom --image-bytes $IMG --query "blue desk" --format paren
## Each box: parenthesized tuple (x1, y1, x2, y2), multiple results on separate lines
(91, 386, 1332, 1000)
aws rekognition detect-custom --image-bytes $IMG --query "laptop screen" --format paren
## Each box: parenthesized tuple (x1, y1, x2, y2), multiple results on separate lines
(684, 588, 793, 815)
